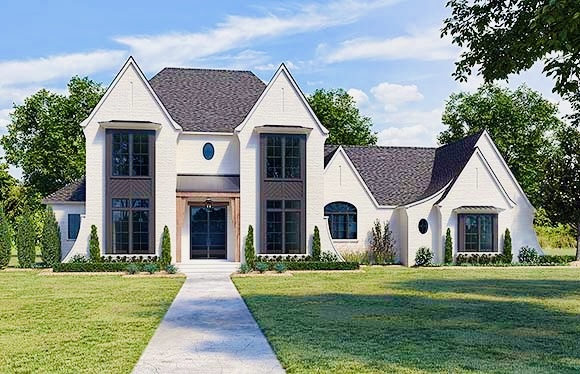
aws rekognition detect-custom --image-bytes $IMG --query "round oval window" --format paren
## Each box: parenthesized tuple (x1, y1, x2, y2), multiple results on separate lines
(418, 219, 428, 234)
(202, 143, 214, 160)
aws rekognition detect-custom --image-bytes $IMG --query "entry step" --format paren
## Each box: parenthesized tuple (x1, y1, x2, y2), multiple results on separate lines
(176, 261, 241, 274)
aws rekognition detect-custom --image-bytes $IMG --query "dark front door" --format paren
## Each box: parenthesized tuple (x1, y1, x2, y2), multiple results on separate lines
(190, 206, 227, 259)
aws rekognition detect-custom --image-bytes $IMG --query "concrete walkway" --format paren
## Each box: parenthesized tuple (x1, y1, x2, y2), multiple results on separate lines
(132, 273, 285, 374)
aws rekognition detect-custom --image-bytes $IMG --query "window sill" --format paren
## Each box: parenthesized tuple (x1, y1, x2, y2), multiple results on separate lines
(457, 251, 499, 254)
(66, 239, 77, 242)
(332, 239, 359, 243)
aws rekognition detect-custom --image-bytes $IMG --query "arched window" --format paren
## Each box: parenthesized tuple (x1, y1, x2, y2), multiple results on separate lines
(324, 202, 357, 239)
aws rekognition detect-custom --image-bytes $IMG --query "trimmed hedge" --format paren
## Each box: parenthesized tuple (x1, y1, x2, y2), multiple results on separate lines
(455, 253, 574, 267)
(264, 261, 359, 271)
(53, 262, 161, 272)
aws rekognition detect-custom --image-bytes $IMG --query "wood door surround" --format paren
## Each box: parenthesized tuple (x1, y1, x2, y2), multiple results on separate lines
(175, 192, 241, 263)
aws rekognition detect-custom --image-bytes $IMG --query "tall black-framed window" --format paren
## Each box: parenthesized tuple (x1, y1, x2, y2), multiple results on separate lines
(458, 214, 498, 252)
(111, 198, 151, 254)
(265, 134, 302, 179)
(265, 200, 302, 254)
(106, 129, 155, 255)
(324, 202, 357, 239)
(68, 214, 81, 240)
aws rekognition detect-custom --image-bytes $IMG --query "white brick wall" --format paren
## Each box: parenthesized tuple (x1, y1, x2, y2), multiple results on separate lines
(48, 203, 85, 260)
(177, 134, 240, 175)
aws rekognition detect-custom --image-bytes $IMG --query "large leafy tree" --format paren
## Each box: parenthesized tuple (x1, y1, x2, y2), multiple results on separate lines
(308, 88, 377, 145)
(438, 84, 564, 208)
(1, 76, 104, 196)
(542, 126, 580, 260)
(442, 0, 580, 123)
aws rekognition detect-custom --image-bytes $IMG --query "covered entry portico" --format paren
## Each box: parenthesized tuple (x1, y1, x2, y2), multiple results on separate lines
(175, 175, 241, 264)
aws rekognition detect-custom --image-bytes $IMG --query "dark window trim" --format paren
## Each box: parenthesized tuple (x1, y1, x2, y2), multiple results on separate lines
(324, 202, 357, 240)
(68, 214, 81, 240)
(457, 213, 498, 253)
(105, 129, 155, 255)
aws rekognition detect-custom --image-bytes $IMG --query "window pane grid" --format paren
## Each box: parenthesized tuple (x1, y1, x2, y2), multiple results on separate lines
(460, 214, 496, 252)
(325, 202, 357, 239)
(112, 198, 151, 254)
(265, 200, 302, 254)
(265, 135, 302, 179)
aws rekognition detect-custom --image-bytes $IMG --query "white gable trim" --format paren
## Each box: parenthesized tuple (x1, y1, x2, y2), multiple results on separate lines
(478, 130, 534, 209)
(234, 63, 329, 135)
(82, 56, 182, 131)
(324, 146, 396, 209)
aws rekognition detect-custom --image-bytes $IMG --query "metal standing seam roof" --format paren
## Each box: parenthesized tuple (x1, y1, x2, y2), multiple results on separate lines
(148, 68, 266, 132)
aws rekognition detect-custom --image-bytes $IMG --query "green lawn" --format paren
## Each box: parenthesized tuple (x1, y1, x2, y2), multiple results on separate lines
(234, 267, 580, 373)
(0, 271, 184, 373)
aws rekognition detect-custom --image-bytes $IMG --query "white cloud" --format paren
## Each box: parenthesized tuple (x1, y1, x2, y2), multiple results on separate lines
(375, 108, 444, 147)
(0, 108, 11, 135)
(322, 27, 459, 63)
(114, 0, 399, 71)
(370, 82, 423, 111)
(0, 50, 126, 86)
(347, 88, 369, 106)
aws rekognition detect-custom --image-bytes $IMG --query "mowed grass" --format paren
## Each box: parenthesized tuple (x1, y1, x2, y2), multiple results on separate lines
(234, 267, 580, 373)
(0, 271, 184, 373)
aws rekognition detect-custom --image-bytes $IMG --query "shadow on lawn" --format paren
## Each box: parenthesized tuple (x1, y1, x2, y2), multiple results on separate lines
(238, 283, 580, 373)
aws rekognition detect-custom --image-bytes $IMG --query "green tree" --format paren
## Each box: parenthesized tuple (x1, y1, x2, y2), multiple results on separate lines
(307, 88, 377, 145)
(160, 226, 172, 267)
(444, 228, 453, 264)
(0, 205, 12, 269)
(312, 226, 321, 261)
(442, 1, 580, 123)
(244, 225, 255, 268)
(89, 225, 101, 262)
(542, 126, 580, 261)
(438, 84, 563, 208)
(16, 207, 36, 268)
(503, 229, 513, 263)
(1, 76, 104, 196)
(40, 206, 61, 266)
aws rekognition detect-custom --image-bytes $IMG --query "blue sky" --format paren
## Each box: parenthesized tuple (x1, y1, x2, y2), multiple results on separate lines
(0, 0, 571, 175)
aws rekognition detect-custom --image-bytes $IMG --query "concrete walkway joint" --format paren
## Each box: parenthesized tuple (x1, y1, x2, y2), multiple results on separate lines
(133, 273, 285, 374)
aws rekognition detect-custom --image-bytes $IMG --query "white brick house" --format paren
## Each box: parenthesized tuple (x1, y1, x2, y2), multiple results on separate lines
(43, 57, 540, 266)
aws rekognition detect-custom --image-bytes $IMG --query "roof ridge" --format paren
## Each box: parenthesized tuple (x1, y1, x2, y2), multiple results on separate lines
(340, 144, 437, 150)
(435, 130, 483, 151)
(157, 67, 255, 74)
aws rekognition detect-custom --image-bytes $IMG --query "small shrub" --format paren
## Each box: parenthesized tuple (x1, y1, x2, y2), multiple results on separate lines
(370, 219, 396, 264)
(89, 225, 101, 263)
(126, 264, 139, 275)
(0, 205, 12, 269)
(165, 264, 178, 274)
(538, 255, 575, 264)
(143, 263, 159, 274)
(274, 261, 359, 271)
(70, 254, 89, 263)
(320, 252, 338, 262)
(16, 207, 36, 268)
(255, 262, 269, 273)
(239, 263, 252, 273)
(41, 206, 61, 266)
(245, 225, 256, 268)
(274, 263, 287, 273)
(444, 228, 453, 264)
(54, 261, 161, 272)
(312, 226, 321, 261)
(503, 229, 512, 263)
(518, 246, 539, 263)
(414, 246, 433, 267)
(160, 226, 172, 267)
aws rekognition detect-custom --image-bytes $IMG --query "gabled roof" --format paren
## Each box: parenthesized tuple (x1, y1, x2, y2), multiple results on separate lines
(149, 68, 266, 132)
(42, 177, 86, 203)
(325, 132, 483, 206)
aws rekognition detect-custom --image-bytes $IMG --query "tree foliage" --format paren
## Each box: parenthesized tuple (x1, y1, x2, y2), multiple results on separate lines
(16, 207, 36, 268)
(89, 225, 101, 262)
(312, 226, 321, 261)
(1, 76, 104, 196)
(0, 205, 12, 269)
(244, 225, 255, 268)
(438, 84, 563, 207)
(541, 126, 580, 261)
(442, 0, 580, 123)
(40, 206, 61, 266)
(307, 88, 377, 145)
(161, 225, 172, 267)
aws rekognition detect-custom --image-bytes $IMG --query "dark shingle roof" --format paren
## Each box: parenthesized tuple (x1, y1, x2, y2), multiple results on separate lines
(325, 132, 483, 206)
(43, 177, 86, 203)
(149, 68, 266, 132)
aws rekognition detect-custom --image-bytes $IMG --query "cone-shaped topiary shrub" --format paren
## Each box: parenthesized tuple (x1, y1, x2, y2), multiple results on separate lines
(41, 206, 61, 266)
(503, 229, 512, 263)
(444, 228, 453, 264)
(89, 225, 101, 262)
(16, 207, 36, 268)
(161, 225, 172, 267)
(245, 225, 255, 268)
(0, 205, 12, 269)
(312, 226, 321, 260)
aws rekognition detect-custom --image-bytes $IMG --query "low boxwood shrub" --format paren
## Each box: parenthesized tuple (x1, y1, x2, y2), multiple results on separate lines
(126, 264, 139, 275)
(256, 255, 313, 262)
(255, 262, 269, 273)
(275, 261, 359, 271)
(53, 262, 161, 272)
(239, 263, 252, 274)
(538, 255, 575, 264)
(274, 263, 287, 273)
(414, 247, 433, 267)
(165, 264, 178, 274)
(143, 263, 159, 274)
(518, 246, 539, 264)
